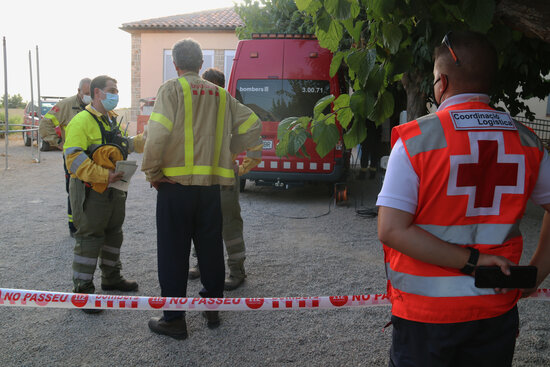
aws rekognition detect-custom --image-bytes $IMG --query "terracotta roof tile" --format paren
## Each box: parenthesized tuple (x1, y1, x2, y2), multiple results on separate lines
(120, 7, 243, 31)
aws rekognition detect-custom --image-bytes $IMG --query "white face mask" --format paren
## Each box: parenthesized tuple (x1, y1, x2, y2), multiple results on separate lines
(81, 94, 92, 104)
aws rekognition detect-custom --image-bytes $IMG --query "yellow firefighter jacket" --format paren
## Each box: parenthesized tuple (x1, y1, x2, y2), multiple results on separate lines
(142, 72, 262, 186)
(39, 94, 86, 147)
(64, 105, 145, 190)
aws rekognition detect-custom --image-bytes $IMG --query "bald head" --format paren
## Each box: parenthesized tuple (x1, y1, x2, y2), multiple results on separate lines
(434, 31, 497, 94)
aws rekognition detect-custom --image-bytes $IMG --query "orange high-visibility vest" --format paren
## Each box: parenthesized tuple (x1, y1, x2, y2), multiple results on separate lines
(385, 101, 544, 323)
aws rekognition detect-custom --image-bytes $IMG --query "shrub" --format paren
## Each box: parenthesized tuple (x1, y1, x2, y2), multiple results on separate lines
(0, 113, 22, 137)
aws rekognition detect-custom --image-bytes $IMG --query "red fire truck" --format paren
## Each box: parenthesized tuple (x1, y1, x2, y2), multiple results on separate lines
(227, 34, 349, 191)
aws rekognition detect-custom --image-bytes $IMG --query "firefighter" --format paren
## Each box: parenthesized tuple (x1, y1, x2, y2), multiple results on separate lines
(377, 31, 550, 366)
(64, 75, 145, 314)
(358, 119, 381, 180)
(143, 39, 262, 339)
(187, 67, 262, 291)
(39, 77, 91, 236)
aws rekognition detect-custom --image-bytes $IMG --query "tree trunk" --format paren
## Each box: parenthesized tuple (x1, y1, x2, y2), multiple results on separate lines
(495, 0, 550, 44)
(401, 71, 428, 122)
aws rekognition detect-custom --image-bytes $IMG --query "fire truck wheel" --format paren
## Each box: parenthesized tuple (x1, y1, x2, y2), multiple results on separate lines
(239, 179, 246, 192)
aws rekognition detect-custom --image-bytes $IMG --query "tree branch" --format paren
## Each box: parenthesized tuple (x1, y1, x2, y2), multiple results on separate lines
(495, 0, 550, 44)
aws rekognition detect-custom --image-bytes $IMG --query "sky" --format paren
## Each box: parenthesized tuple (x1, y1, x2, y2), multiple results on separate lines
(0, 0, 243, 108)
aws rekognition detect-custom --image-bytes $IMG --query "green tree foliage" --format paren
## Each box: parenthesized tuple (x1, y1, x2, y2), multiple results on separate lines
(272, 0, 550, 158)
(235, 0, 315, 39)
(0, 112, 23, 137)
(0, 94, 26, 109)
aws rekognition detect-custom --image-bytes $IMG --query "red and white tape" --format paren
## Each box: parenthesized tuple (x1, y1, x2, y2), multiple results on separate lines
(1, 288, 549, 311)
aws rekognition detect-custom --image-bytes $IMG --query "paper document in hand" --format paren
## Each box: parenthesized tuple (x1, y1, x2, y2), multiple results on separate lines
(108, 160, 138, 191)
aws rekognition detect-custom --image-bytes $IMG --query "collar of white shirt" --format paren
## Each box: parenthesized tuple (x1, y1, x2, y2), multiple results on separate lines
(437, 93, 490, 112)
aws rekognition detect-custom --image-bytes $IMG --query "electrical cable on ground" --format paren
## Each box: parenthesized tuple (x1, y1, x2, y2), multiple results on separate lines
(246, 193, 334, 219)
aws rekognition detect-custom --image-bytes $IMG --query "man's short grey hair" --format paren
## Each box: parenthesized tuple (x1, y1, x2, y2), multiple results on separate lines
(172, 39, 203, 72)
(79, 78, 91, 89)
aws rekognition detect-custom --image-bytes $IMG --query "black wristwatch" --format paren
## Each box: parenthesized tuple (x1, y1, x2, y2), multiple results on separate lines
(460, 247, 480, 275)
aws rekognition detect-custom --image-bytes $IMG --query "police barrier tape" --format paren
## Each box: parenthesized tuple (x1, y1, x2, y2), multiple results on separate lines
(0, 288, 549, 311)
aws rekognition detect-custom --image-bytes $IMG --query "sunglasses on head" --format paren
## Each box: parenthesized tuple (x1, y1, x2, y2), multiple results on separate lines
(442, 32, 460, 66)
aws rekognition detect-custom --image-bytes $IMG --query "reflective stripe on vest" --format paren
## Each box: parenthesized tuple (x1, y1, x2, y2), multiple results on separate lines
(163, 165, 234, 177)
(161, 77, 234, 179)
(514, 120, 544, 150)
(386, 263, 496, 298)
(403, 114, 447, 157)
(181, 77, 194, 168)
(213, 87, 226, 168)
(150, 112, 173, 132)
(44, 112, 60, 127)
(70, 151, 88, 174)
(65, 146, 83, 156)
(417, 222, 521, 245)
(239, 112, 259, 134)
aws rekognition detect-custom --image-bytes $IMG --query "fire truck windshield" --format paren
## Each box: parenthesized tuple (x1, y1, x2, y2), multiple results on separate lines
(235, 79, 330, 122)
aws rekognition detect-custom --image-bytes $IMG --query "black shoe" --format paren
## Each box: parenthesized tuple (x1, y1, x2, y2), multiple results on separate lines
(82, 308, 103, 314)
(202, 311, 220, 329)
(69, 231, 76, 238)
(188, 265, 200, 280)
(148, 317, 188, 340)
(101, 279, 138, 292)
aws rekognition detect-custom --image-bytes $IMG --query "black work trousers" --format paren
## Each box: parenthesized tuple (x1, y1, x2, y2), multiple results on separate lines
(63, 154, 76, 233)
(156, 183, 225, 321)
(389, 306, 519, 367)
(360, 119, 382, 170)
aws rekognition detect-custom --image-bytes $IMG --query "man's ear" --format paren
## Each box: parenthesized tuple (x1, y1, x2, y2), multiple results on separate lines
(93, 87, 101, 100)
(439, 74, 449, 92)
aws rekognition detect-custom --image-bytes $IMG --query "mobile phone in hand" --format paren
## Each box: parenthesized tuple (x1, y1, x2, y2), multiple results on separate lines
(474, 266, 537, 289)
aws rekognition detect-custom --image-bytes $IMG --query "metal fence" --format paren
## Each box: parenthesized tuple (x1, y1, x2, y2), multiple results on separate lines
(515, 116, 550, 146)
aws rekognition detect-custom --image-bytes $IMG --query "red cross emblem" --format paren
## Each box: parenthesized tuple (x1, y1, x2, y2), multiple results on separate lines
(448, 132, 525, 216)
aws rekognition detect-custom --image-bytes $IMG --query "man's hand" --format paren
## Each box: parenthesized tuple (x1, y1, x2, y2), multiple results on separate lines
(475, 253, 515, 276)
(474, 253, 516, 294)
(520, 286, 537, 298)
(108, 170, 124, 183)
(522, 206, 550, 298)
(151, 176, 177, 190)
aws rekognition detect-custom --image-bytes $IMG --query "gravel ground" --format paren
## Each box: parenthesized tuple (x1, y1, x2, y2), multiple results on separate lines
(0, 135, 549, 366)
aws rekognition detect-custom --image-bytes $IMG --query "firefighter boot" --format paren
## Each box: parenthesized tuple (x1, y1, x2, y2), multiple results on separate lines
(202, 311, 220, 329)
(224, 262, 246, 291)
(148, 316, 188, 340)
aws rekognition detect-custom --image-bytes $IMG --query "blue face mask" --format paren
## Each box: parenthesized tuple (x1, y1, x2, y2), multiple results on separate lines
(101, 91, 119, 111)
